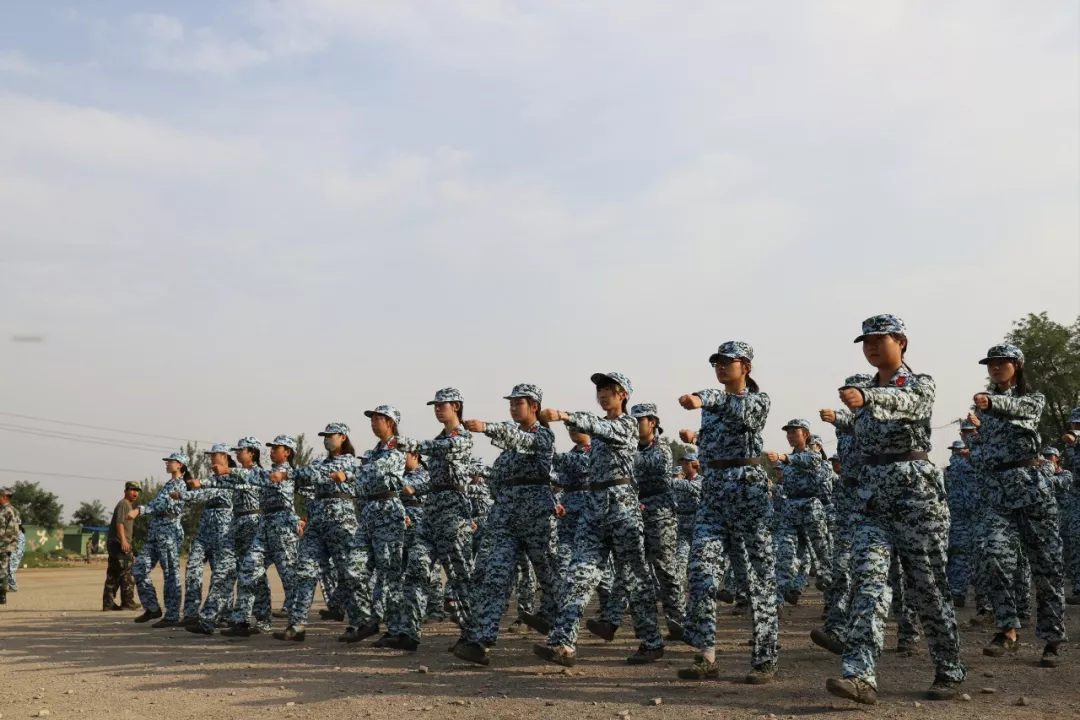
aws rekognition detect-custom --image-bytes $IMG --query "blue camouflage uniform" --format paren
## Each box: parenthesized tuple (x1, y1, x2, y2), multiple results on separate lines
(181, 444, 236, 623)
(348, 406, 408, 638)
(775, 419, 834, 603)
(682, 342, 778, 677)
(229, 436, 301, 634)
(539, 372, 665, 661)
(1064, 408, 1080, 598)
(393, 389, 478, 647)
(553, 440, 592, 591)
(672, 454, 702, 590)
(945, 441, 980, 601)
(469, 384, 563, 655)
(398, 464, 446, 620)
(971, 345, 1066, 650)
(834, 316, 964, 696)
(133, 453, 190, 623)
(283, 424, 365, 635)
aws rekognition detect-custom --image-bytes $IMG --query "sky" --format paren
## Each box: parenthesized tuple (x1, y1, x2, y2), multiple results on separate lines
(1, 1, 1078, 518)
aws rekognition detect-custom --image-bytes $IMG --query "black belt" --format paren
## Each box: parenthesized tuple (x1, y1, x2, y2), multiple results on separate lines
(402, 497, 422, 507)
(315, 492, 355, 501)
(205, 503, 230, 510)
(158, 514, 179, 520)
(263, 506, 292, 514)
(706, 458, 762, 469)
(842, 476, 858, 488)
(507, 478, 550, 488)
(590, 478, 632, 491)
(865, 451, 929, 466)
(430, 484, 465, 493)
(366, 491, 399, 501)
(234, 509, 261, 517)
(638, 487, 671, 500)
(994, 458, 1040, 472)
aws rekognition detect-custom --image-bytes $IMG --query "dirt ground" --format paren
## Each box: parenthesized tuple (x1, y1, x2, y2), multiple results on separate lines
(1, 566, 1079, 720)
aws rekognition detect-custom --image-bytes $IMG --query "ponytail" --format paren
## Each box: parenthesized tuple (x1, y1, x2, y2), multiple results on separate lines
(746, 375, 760, 393)
(181, 465, 193, 481)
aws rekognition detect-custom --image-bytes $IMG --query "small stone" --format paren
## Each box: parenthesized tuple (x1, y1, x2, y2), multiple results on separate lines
(61, 612, 67, 617)
(279, 686, 286, 690)
(449, 701, 467, 707)
(64, 691, 74, 695)
(418, 665, 429, 674)
(981, 688, 997, 694)
(983, 671, 995, 678)
(649, 699, 662, 706)
(545, 702, 555, 707)
(285, 702, 295, 707)
(560, 668, 572, 676)
(36, 712, 50, 718)
(961, 694, 972, 702)
(1017, 697, 1030, 707)
(913, 703, 921, 709)
(32, 697, 41, 701)
(617, 712, 631, 718)
(334, 667, 341, 671)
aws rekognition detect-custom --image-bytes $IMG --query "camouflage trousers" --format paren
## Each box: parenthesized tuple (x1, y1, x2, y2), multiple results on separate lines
(474, 505, 562, 645)
(8, 532, 24, 590)
(776, 498, 833, 597)
(603, 503, 686, 632)
(548, 501, 663, 651)
(946, 516, 976, 598)
(1061, 499, 1080, 596)
(103, 541, 136, 608)
(686, 473, 777, 669)
(514, 551, 536, 615)
(842, 463, 963, 690)
(350, 499, 406, 633)
(398, 494, 477, 643)
(675, 516, 695, 583)
(291, 503, 364, 629)
(982, 501, 1066, 641)
(0, 552, 9, 599)
(183, 507, 232, 620)
(225, 515, 272, 628)
(823, 514, 855, 638)
(235, 511, 299, 628)
(133, 520, 184, 620)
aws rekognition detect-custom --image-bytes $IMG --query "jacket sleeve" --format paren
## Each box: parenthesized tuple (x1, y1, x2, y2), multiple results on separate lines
(986, 392, 1046, 422)
(862, 374, 935, 422)
(566, 413, 636, 447)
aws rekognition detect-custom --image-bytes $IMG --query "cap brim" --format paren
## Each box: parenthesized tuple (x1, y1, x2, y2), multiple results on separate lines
(363, 410, 376, 417)
(590, 373, 612, 386)
(161, 457, 172, 462)
(317, 432, 331, 436)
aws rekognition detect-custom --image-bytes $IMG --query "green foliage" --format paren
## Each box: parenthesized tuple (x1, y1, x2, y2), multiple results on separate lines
(71, 500, 109, 527)
(10, 481, 64, 530)
(1003, 312, 1080, 446)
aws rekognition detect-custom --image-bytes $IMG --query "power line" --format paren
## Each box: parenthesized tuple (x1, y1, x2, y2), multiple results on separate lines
(0, 422, 179, 451)
(0, 468, 138, 484)
(0, 425, 179, 453)
(0, 411, 214, 444)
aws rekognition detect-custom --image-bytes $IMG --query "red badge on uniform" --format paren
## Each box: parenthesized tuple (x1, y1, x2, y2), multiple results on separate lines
(896, 375, 907, 388)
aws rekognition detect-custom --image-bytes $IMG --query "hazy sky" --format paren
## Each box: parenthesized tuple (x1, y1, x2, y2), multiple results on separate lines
(1, 1, 1077, 517)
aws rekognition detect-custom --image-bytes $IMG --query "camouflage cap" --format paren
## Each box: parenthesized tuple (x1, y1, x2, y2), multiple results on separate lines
(318, 422, 351, 437)
(949, 440, 967, 451)
(709, 341, 754, 364)
(828, 454, 840, 462)
(231, 436, 261, 451)
(682, 452, 699, 463)
(844, 373, 874, 386)
(979, 344, 1025, 367)
(960, 419, 978, 431)
(590, 372, 633, 395)
(1071, 408, 1080, 424)
(503, 384, 543, 403)
(364, 405, 402, 426)
(854, 314, 907, 343)
(809, 435, 825, 447)
(0, 486, 12, 496)
(162, 451, 191, 466)
(468, 457, 489, 478)
(266, 434, 298, 451)
(1042, 446, 1061, 458)
(125, 481, 142, 492)
(782, 419, 811, 432)
(427, 388, 465, 406)
(630, 403, 659, 419)
(204, 443, 234, 455)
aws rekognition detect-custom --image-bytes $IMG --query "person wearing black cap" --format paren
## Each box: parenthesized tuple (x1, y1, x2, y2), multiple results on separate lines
(969, 344, 1066, 668)
(532, 371, 664, 668)
(102, 481, 142, 611)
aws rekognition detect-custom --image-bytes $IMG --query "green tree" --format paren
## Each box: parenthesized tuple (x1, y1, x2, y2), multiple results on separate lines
(10, 481, 64, 529)
(72, 500, 109, 527)
(1003, 312, 1080, 446)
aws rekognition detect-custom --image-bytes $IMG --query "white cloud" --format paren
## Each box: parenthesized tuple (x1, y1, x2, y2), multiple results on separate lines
(126, 12, 270, 75)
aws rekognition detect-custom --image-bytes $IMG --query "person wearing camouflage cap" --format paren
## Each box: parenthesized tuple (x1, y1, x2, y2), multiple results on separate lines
(534, 371, 666, 668)
(767, 420, 834, 610)
(176, 444, 238, 630)
(1062, 408, 1080, 605)
(970, 342, 1067, 669)
(214, 436, 304, 637)
(102, 481, 143, 611)
(675, 341, 777, 684)
(824, 316, 965, 705)
(380, 390, 479, 653)
(942, 437, 979, 613)
(130, 452, 195, 626)
(338, 407, 408, 645)
(454, 384, 560, 665)
(0, 486, 21, 605)
(1041, 448, 1077, 610)
(672, 451, 703, 585)
(551, 427, 594, 602)
(812, 375, 871, 657)
(270, 423, 365, 642)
